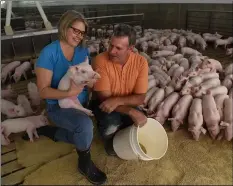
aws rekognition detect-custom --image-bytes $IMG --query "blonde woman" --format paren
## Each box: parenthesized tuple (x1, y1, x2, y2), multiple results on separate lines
(22, 10, 107, 185)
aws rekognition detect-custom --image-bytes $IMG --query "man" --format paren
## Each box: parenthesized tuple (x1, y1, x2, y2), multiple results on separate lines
(91, 24, 149, 156)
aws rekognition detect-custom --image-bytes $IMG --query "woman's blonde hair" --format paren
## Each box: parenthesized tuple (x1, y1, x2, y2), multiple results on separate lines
(57, 10, 88, 47)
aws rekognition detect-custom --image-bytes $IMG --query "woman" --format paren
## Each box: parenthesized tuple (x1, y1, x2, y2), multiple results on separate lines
(23, 10, 107, 185)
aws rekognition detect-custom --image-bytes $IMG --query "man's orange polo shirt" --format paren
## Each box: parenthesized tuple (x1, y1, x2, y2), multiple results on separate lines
(92, 51, 148, 97)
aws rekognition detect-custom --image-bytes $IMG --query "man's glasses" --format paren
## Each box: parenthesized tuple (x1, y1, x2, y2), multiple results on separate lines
(70, 26, 86, 37)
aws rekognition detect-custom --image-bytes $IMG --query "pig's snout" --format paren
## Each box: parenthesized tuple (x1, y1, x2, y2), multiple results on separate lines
(209, 128, 220, 139)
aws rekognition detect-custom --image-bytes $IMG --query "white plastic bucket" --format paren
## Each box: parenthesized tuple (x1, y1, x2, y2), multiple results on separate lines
(113, 118, 168, 161)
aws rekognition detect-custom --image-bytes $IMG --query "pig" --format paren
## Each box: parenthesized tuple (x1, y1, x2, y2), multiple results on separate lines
(141, 41, 148, 52)
(207, 86, 228, 97)
(172, 66, 185, 79)
(226, 48, 233, 57)
(58, 57, 100, 116)
(163, 39, 172, 46)
(195, 36, 207, 50)
(1, 61, 21, 84)
(168, 94, 193, 132)
(17, 95, 35, 115)
(178, 36, 186, 48)
(164, 85, 175, 97)
(150, 66, 171, 82)
(148, 88, 165, 114)
(11, 61, 31, 83)
(153, 73, 169, 87)
(165, 60, 175, 69)
(1, 126, 10, 146)
(148, 78, 159, 90)
(219, 98, 233, 141)
(1, 99, 26, 118)
(159, 45, 177, 52)
(1, 113, 49, 143)
(148, 75, 154, 81)
(214, 94, 229, 121)
(224, 63, 233, 76)
(222, 76, 233, 90)
(184, 76, 203, 88)
(229, 88, 233, 98)
(97, 28, 103, 37)
(27, 82, 41, 106)
(202, 93, 220, 139)
(215, 39, 229, 49)
(181, 47, 202, 56)
(148, 41, 159, 49)
(152, 50, 175, 58)
(199, 72, 219, 81)
(168, 64, 179, 76)
(201, 58, 223, 72)
(179, 58, 189, 70)
(155, 92, 180, 125)
(139, 52, 151, 61)
(195, 78, 221, 93)
(144, 87, 159, 106)
(1, 85, 17, 99)
(167, 54, 183, 62)
(186, 35, 195, 45)
(188, 98, 206, 141)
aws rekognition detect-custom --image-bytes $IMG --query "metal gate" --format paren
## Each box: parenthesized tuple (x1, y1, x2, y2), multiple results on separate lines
(185, 9, 232, 37)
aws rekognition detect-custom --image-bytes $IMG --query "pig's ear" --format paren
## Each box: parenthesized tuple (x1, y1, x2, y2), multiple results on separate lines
(69, 66, 77, 74)
(94, 72, 101, 79)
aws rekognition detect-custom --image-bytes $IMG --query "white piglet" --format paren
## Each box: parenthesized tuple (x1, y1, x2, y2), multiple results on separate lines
(11, 61, 31, 83)
(27, 82, 41, 106)
(17, 94, 35, 115)
(58, 57, 100, 116)
(188, 98, 206, 141)
(1, 99, 26, 118)
(1, 113, 49, 143)
(1, 61, 21, 84)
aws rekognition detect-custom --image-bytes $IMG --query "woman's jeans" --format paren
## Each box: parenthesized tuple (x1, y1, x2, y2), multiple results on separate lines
(46, 103, 94, 151)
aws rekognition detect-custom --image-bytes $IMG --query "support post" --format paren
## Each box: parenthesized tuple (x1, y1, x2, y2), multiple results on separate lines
(35, 1, 53, 30)
(4, 1, 14, 35)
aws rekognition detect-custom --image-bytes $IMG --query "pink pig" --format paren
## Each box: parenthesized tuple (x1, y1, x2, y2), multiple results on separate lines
(1, 112, 48, 143)
(202, 93, 220, 139)
(11, 61, 31, 83)
(188, 98, 206, 141)
(58, 57, 101, 116)
(1, 61, 21, 84)
(219, 98, 233, 141)
(1, 99, 26, 118)
(155, 92, 180, 125)
(27, 82, 41, 106)
(168, 94, 193, 132)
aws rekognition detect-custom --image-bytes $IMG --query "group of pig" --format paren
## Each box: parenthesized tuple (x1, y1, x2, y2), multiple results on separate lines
(1, 60, 34, 85)
(141, 47, 232, 141)
(1, 82, 47, 146)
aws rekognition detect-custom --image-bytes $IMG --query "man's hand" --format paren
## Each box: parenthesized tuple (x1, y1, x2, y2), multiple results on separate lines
(99, 97, 121, 113)
(129, 108, 147, 127)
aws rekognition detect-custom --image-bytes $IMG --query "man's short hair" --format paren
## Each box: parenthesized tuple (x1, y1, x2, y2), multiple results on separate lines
(112, 24, 136, 46)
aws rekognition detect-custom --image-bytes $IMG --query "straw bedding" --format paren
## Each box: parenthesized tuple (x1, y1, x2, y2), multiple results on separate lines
(22, 128, 232, 185)
(15, 135, 75, 167)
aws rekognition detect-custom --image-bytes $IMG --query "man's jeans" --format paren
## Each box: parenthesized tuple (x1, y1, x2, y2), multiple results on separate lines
(90, 100, 140, 141)
(46, 103, 94, 151)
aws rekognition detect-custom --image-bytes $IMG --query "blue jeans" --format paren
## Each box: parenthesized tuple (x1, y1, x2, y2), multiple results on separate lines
(46, 103, 93, 151)
(90, 100, 136, 141)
